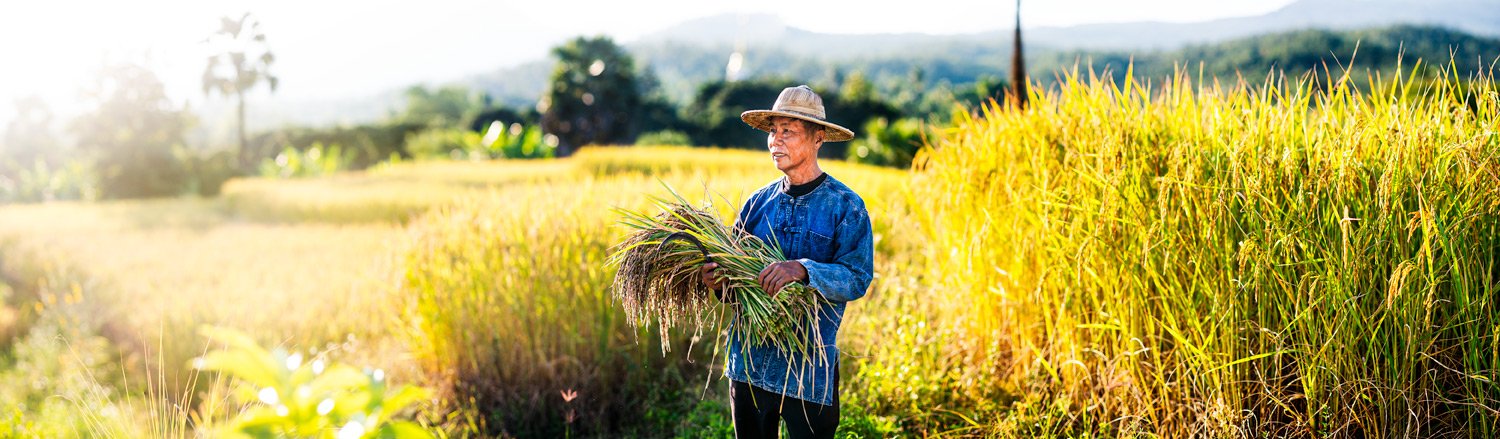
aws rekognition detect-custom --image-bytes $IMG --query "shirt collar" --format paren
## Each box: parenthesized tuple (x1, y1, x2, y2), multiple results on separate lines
(780, 172, 828, 197)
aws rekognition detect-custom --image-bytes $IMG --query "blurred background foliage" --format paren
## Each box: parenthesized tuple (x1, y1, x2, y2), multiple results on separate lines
(72, 63, 191, 200)
(539, 36, 644, 157)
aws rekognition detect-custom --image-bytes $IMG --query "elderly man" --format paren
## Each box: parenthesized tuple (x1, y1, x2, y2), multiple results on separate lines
(700, 85, 875, 439)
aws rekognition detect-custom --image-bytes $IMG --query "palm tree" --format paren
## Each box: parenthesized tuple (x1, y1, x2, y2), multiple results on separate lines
(1010, 0, 1029, 110)
(203, 12, 277, 168)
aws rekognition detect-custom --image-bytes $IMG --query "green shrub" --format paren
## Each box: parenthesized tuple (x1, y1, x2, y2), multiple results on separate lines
(480, 122, 554, 159)
(668, 397, 735, 439)
(249, 122, 425, 170)
(403, 128, 481, 160)
(837, 403, 902, 439)
(406, 125, 554, 161)
(0, 259, 141, 437)
(0, 321, 136, 438)
(0, 158, 96, 202)
(195, 326, 433, 438)
(847, 117, 926, 169)
(258, 143, 355, 179)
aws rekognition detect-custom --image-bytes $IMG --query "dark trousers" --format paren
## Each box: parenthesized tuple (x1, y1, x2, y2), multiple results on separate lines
(729, 372, 839, 439)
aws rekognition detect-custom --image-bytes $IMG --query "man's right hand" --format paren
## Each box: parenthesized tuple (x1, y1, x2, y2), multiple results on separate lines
(700, 262, 724, 290)
(700, 262, 733, 302)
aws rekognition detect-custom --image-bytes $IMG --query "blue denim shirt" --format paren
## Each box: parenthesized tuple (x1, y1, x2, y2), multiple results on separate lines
(726, 173, 875, 406)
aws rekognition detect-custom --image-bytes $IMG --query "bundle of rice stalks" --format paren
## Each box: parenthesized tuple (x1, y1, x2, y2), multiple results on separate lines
(608, 188, 829, 366)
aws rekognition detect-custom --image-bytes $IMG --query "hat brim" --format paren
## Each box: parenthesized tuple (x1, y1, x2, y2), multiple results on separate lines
(740, 110, 855, 142)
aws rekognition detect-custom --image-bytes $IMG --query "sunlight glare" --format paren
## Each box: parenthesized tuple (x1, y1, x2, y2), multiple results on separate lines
(337, 420, 366, 439)
(258, 387, 279, 405)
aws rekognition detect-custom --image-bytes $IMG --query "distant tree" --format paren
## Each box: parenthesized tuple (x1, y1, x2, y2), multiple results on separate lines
(1011, 0, 1029, 109)
(827, 72, 900, 158)
(953, 75, 1007, 108)
(399, 85, 483, 128)
(888, 67, 928, 115)
(202, 12, 278, 168)
(633, 66, 689, 136)
(73, 63, 190, 199)
(848, 117, 926, 169)
(684, 77, 789, 149)
(540, 36, 642, 156)
(842, 72, 878, 103)
(1066, 25, 1500, 91)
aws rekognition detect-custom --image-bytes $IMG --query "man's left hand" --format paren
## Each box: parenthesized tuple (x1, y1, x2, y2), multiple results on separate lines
(757, 261, 808, 297)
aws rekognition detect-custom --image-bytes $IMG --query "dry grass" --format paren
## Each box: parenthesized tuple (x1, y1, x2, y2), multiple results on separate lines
(0, 198, 408, 434)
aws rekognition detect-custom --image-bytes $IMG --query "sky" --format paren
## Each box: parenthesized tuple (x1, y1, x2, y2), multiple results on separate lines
(0, 0, 1298, 125)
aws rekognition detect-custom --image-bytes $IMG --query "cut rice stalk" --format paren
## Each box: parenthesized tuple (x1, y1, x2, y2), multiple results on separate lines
(607, 186, 830, 367)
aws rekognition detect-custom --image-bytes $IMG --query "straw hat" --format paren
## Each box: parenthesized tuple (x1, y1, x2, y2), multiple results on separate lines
(741, 85, 855, 142)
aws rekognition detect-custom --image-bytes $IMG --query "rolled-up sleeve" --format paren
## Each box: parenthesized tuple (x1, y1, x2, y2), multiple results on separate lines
(797, 208, 874, 303)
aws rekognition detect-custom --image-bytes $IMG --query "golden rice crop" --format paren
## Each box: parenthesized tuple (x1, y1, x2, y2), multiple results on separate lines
(222, 159, 575, 224)
(899, 63, 1500, 436)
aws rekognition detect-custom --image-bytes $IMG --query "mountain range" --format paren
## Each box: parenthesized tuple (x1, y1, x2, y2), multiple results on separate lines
(472, 1, 1492, 109)
(234, 0, 1500, 134)
(636, 0, 1499, 53)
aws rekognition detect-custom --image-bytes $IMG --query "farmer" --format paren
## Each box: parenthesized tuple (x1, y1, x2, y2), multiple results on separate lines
(700, 85, 875, 439)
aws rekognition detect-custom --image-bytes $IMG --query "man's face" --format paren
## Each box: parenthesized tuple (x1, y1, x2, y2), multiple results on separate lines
(767, 117, 823, 172)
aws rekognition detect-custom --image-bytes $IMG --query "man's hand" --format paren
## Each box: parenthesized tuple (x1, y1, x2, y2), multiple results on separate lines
(700, 262, 725, 290)
(757, 261, 808, 297)
(700, 262, 735, 302)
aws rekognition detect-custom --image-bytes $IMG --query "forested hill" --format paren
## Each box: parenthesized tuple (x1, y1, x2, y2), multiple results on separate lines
(238, 0, 1500, 130)
(469, 25, 1500, 109)
(633, 0, 1500, 53)
(1053, 26, 1500, 87)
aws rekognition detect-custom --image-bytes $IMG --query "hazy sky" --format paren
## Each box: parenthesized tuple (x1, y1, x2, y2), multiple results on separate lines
(0, 0, 1297, 123)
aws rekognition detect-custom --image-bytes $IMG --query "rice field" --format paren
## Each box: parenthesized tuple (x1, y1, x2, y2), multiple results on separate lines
(0, 64, 1497, 438)
(897, 66, 1500, 437)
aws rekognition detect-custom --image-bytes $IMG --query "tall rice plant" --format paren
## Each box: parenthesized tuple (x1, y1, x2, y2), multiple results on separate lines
(905, 61, 1500, 437)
